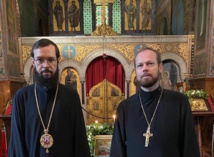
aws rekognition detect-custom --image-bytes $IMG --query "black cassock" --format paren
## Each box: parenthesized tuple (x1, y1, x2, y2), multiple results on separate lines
(8, 84, 90, 157)
(110, 87, 200, 157)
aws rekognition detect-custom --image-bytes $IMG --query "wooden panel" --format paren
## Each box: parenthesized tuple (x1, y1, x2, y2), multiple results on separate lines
(0, 94, 3, 111)
(0, 81, 10, 115)
(0, 81, 24, 114)
(10, 81, 24, 97)
(189, 78, 214, 156)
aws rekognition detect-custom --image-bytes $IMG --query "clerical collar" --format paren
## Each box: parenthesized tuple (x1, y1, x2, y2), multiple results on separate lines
(139, 86, 162, 105)
(36, 82, 57, 92)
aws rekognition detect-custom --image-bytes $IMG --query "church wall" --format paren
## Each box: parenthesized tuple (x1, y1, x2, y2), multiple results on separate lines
(209, 0, 214, 76)
(171, 0, 196, 35)
(155, 0, 162, 8)
(18, 0, 49, 36)
(155, 0, 171, 35)
(0, 0, 22, 81)
(155, 0, 196, 35)
(182, 0, 196, 34)
(171, 0, 184, 35)
(193, 0, 210, 77)
(0, 0, 5, 79)
(0, 0, 23, 82)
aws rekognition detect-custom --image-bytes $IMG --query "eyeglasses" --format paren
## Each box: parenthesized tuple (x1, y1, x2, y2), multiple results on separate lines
(34, 58, 57, 65)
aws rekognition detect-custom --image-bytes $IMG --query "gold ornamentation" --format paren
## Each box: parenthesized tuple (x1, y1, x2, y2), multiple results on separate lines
(91, 23, 118, 36)
(86, 79, 124, 124)
(22, 46, 32, 64)
(146, 43, 189, 64)
(106, 44, 135, 63)
(73, 43, 190, 65)
(189, 98, 208, 111)
(40, 130, 54, 153)
(71, 43, 131, 63)
(166, 44, 173, 51)
(20, 38, 191, 70)
(74, 45, 101, 62)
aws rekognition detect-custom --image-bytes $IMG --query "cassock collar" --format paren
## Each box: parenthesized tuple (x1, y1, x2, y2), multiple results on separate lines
(35, 82, 58, 93)
(139, 86, 162, 105)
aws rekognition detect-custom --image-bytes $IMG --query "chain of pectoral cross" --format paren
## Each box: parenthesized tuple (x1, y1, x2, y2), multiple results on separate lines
(139, 89, 163, 147)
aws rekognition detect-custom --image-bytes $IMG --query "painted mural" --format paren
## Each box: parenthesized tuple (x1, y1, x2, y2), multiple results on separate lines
(210, 3, 214, 74)
(0, 43, 5, 78)
(60, 67, 80, 95)
(155, 0, 161, 8)
(53, 0, 65, 32)
(0, 1, 5, 78)
(52, 0, 80, 33)
(124, 0, 137, 31)
(68, 0, 80, 32)
(172, 0, 184, 35)
(8, 55, 20, 77)
(193, 53, 207, 75)
(130, 70, 137, 96)
(124, 0, 152, 32)
(140, 0, 152, 31)
(196, 0, 207, 51)
(155, 1, 171, 35)
(162, 61, 178, 90)
(6, 0, 18, 54)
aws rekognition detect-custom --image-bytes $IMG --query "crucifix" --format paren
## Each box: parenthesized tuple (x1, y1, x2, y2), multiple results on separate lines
(143, 126, 153, 147)
(94, 0, 113, 25)
(101, 0, 107, 25)
(65, 45, 73, 58)
(91, 0, 117, 36)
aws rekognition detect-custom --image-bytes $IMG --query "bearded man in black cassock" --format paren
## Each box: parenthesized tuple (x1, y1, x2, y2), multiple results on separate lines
(8, 39, 90, 157)
(110, 47, 200, 157)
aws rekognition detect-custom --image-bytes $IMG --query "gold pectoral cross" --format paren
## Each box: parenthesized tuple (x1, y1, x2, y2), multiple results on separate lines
(143, 126, 153, 147)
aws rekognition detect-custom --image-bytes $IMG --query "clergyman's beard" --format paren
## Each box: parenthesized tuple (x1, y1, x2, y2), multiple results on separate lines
(34, 67, 59, 88)
(139, 72, 161, 88)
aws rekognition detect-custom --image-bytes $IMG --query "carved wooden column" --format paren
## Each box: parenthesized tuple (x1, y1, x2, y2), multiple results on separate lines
(126, 80, 130, 98)
(80, 77, 86, 104)
(81, 81, 85, 104)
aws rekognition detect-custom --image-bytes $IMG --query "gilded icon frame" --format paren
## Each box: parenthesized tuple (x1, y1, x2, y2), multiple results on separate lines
(94, 135, 112, 157)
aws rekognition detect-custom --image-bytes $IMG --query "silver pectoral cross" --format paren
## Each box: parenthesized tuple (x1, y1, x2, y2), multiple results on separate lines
(143, 126, 153, 147)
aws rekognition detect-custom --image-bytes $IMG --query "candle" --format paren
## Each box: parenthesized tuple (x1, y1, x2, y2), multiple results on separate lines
(113, 114, 116, 122)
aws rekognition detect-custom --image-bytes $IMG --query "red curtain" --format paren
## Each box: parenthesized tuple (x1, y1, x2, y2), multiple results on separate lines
(86, 56, 125, 94)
